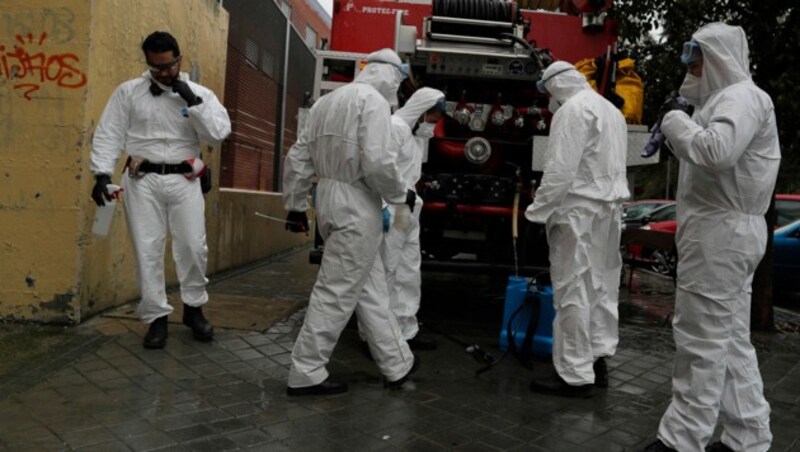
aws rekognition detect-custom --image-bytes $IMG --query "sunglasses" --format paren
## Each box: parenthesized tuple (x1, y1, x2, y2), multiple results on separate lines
(147, 56, 181, 73)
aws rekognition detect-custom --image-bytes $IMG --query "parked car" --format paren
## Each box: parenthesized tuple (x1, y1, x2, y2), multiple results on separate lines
(623, 200, 676, 230)
(624, 194, 800, 282)
(776, 194, 800, 227)
(774, 219, 800, 292)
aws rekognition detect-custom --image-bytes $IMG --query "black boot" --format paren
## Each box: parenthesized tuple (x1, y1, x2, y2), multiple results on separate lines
(530, 372, 594, 398)
(705, 442, 734, 452)
(143, 316, 168, 349)
(287, 376, 349, 396)
(594, 357, 608, 388)
(641, 439, 677, 452)
(183, 305, 214, 341)
(385, 354, 420, 389)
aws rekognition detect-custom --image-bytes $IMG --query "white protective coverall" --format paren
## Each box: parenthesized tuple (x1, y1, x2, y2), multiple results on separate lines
(360, 88, 445, 341)
(525, 61, 629, 386)
(656, 23, 778, 452)
(90, 71, 231, 324)
(282, 49, 415, 387)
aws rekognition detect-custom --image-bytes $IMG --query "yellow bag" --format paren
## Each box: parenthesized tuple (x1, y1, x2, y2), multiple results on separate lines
(575, 56, 643, 125)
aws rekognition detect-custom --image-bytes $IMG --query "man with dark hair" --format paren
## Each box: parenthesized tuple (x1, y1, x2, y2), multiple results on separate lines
(90, 31, 231, 349)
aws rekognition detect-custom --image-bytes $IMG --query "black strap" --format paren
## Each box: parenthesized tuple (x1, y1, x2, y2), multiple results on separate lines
(502, 278, 545, 370)
(139, 161, 193, 175)
(518, 286, 541, 368)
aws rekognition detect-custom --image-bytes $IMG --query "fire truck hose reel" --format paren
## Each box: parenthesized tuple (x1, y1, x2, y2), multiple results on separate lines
(464, 137, 492, 164)
(433, 0, 516, 24)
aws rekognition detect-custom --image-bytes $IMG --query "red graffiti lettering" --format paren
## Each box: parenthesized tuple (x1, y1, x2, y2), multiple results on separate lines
(13, 83, 40, 101)
(2, 32, 87, 100)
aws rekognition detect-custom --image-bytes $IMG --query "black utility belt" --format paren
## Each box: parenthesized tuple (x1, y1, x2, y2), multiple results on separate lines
(139, 161, 193, 175)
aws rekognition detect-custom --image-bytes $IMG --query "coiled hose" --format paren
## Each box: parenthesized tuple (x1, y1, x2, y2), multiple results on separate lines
(433, 0, 517, 23)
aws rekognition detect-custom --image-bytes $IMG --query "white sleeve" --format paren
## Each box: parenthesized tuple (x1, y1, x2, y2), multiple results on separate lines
(525, 108, 588, 223)
(90, 84, 130, 176)
(360, 94, 406, 205)
(661, 94, 759, 170)
(282, 120, 315, 212)
(186, 88, 231, 145)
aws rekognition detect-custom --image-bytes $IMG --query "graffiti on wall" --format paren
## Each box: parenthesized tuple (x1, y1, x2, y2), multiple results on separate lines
(1, 32, 87, 100)
(1, 7, 86, 100)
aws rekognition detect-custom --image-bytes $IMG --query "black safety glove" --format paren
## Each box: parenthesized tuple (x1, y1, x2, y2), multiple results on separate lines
(405, 189, 417, 213)
(91, 174, 112, 206)
(285, 211, 309, 233)
(171, 79, 202, 107)
(659, 92, 693, 117)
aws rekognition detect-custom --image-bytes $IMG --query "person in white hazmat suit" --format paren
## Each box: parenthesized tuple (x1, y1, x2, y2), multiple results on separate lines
(282, 49, 419, 396)
(525, 61, 629, 398)
(643, 23, 779, 452)
(90, 31, 231, 350)
(358, 88, 446, 352)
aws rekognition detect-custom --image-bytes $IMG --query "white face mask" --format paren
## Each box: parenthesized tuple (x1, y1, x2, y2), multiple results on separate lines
(415, 122, 436, 139)
(548, 97, 562, 115)
(679, 73, 701, 106)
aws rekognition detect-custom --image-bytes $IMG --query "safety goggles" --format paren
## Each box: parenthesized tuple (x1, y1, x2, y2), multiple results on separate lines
(434, 97, 447, 115)
(147, 56, 181, 73)
(369, 59, 410, 80)
(680, 39, 702, 65)
(536, 67, 574, 94)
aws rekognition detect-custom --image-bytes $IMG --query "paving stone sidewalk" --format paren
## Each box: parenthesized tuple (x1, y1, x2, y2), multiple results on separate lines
(0, 249, 798, 451)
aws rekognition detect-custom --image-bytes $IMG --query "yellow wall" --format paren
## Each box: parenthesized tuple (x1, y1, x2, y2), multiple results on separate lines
(0, 0, 92, 322)
(0, 0, 311, 323)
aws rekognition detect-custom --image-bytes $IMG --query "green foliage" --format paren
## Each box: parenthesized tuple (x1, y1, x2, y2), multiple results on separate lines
(612, 0, 799, 197)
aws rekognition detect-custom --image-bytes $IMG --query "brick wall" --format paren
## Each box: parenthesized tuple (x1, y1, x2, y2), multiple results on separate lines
(220, 0, 328, 192)
(289, 0, 331, 48)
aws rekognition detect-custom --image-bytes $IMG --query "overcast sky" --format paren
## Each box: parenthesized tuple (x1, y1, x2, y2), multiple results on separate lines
(319, 0, 333, 18)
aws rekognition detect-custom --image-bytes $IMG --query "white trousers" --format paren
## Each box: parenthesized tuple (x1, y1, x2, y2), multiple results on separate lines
(360, 205, 422, 340)
(547, 200, 622, 385)
(288, 183, 414, 388)
(122, 173, 208, 324)
(658, 287, 772, 451)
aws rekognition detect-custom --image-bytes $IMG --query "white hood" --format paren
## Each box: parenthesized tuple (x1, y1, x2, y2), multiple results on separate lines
(540, 61, 591, 104)
(355, 48, 405, 105)
(690, 22, 752, 106)
(393, 87, 444, 129)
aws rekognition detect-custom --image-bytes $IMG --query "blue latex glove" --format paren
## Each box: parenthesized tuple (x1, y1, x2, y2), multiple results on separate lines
(382, 206, 391, 233)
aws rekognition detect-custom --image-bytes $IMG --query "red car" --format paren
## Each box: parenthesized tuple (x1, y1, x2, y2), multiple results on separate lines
(626, 194, 800, 277)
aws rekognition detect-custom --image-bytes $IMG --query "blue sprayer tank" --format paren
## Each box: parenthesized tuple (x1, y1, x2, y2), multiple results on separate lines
(498, 275, 555, 358)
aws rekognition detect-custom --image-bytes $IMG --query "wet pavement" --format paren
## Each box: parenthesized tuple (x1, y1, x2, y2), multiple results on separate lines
(0, 248, 799, 451)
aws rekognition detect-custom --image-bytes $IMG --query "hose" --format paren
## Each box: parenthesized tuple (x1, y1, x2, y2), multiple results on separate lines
(434, 0, 516, 23)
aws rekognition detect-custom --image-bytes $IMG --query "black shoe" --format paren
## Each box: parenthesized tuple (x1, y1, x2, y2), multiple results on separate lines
(529, 372, 594, 398)
(143, 316, 168, 349)
(641, 439, 677, 452)
(594, 357, 608, 388)
(183, 305, 214, 341)
(286, 376, 349, 396)
(385, 354, 420, 389)
(705, 442, 734, 452)
(407, 334, 437, 351)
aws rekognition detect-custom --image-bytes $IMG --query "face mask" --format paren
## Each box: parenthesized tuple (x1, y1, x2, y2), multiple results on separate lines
(679, 73, 701, 106)
(415, 122, 435, 139)
(548, 97, 562, 115)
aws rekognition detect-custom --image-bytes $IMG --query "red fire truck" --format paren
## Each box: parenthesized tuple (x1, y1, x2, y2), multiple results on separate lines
(306, 0, 654, 275)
